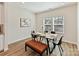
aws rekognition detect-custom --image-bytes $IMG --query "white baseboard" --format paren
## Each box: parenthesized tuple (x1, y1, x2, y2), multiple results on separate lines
(62, 40, 77, 45)
(8, 36, 31, 45)
(3, 36, 31, 52)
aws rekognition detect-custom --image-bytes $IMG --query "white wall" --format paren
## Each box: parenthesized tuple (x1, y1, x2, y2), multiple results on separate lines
(0, 3, 5, 51)
(0, 5, 2, 24)
(4, 2, 35, 47)
(0, 3, 3, 24)
(77, 3, 79, 50)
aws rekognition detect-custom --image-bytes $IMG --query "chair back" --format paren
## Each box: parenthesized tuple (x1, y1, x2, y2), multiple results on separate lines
(31, 30, 37, 40)
(58, 35, 63, 45)
(51, 31, 56, 34)
(31, 34, 34, 38)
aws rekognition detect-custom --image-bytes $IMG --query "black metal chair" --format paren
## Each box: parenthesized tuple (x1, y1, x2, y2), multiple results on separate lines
(31, 31, 38, 40)
(51, 31, 56, 34)
(31, 34, 37, 40)
(50, 35, 64, 56)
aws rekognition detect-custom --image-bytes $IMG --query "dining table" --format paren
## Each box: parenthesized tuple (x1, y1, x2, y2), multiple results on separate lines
(33, 32, 58, 55)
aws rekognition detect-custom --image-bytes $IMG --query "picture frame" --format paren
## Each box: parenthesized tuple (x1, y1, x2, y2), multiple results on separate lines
(20, 18, 31, 27)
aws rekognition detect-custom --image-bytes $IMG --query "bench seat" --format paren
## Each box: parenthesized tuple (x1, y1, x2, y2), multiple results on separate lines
(25, 40, 48, 55)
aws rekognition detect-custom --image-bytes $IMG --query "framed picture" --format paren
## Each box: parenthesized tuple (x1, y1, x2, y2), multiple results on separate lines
(20, 18, 31, 27)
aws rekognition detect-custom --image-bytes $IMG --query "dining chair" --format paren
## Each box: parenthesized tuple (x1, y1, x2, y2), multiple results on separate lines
(50, 35, 64, 56)
(31, 30, 38, 40)
(51, 31, 56, 34)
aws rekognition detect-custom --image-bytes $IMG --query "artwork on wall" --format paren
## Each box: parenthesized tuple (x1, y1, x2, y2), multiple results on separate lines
(20, 18, 31, 27)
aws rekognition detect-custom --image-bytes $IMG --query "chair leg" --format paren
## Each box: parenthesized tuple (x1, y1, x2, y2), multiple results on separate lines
(58, 46, 62, 56)
(50, 44, 56, 54)
(34, 38, 35, 40)
(25, 45, 27, 51)
(60, 45, 63, 52)
(40, 37, 41, 41)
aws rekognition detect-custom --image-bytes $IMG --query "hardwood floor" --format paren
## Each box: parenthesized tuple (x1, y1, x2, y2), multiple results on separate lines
(0, 38, 79, 56)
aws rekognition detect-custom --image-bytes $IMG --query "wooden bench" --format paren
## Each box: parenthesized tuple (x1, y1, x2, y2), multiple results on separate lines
(25, 40, 48, 56)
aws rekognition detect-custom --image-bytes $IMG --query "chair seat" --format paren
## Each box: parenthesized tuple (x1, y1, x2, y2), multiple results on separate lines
(25, 40, 48, 54)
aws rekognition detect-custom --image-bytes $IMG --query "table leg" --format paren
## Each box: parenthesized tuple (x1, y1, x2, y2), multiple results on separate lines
(46, 38, 50, 55)
(40, 36, 41, 40)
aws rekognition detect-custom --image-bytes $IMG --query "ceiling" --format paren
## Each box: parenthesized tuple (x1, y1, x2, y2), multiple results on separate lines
(19, 2, 75, 13)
